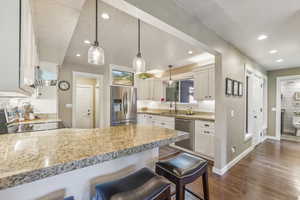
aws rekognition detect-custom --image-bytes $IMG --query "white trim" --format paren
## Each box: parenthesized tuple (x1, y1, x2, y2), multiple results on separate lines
(264, 136, 281, 141)
(72, 72, 104, 129)
(212, 145, 254, 176)
(275, 75, 300, 140)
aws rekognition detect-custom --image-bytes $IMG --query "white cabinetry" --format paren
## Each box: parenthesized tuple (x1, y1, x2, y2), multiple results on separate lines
(0, 0, 38, 95)
(136, 78, 164, 101)
(194, 120, 214, 158)
(194, 68, 215, 101)
(137, 114, 174, 129)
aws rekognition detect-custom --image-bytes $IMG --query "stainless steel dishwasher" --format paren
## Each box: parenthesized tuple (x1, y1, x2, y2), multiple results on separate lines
(174, 118, 195, 151)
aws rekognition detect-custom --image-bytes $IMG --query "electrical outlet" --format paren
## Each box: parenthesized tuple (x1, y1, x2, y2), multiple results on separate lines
(231, 146, 236, 153)
(231, 110, 234, 117)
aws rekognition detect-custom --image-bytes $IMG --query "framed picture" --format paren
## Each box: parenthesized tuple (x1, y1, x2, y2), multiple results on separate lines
(112, 70, 134, 86)
(225, 78, 233, 95)
(238, 82, 243, 96)
(233, 80, 239, 96)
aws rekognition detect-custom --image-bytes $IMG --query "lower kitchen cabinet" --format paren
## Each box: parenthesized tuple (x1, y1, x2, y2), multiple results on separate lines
(194, 120, 215, 158)
(137, 114, 174, 129)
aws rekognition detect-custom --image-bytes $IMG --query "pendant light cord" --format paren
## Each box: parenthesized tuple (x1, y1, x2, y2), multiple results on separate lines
(138, 19, 141, 54)
(95, 0, 98, 44)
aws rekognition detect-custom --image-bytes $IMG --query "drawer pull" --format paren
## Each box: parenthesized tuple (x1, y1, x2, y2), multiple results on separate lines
(161, 123, 165, 125)
(204, 124, 210, 127)
(204, 131, 210, 134)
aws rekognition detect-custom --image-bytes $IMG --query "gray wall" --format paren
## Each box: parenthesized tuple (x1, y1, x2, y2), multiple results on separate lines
(123, 0, 266, 169)
(58, 63, 108, 128)
(267, 67, 300, 137)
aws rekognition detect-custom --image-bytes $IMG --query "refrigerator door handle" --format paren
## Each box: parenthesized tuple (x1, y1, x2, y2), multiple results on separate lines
(122, 93, 126, 116)
(124, 92, 128, 115)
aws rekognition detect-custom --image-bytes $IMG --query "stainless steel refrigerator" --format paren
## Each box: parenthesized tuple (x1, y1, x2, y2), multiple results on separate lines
(110, 86, 137, 126)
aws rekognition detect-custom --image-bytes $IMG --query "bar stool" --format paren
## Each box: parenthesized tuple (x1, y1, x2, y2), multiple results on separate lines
(94, 168, 171, 200)
(155, 153, 209, 200)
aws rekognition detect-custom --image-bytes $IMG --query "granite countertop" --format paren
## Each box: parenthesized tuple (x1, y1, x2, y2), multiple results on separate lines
(138, 110, 215, 122)
(0, 125, 188, 190)
(9, 118, 62, 126)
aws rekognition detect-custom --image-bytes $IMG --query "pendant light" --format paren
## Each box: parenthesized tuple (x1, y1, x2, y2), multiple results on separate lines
(168, 65, 173, 86)
(133, 19, 146, 74)
(88, 0, 105, 65)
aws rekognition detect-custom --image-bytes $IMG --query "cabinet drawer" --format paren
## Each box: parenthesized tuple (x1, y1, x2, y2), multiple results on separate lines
(152, 115, 175, 123)
(154, 121, 174, 129)
(195, 120, 214, 130)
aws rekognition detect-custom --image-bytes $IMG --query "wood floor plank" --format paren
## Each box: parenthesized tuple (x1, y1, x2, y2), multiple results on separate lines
(159, 139, 300, 200)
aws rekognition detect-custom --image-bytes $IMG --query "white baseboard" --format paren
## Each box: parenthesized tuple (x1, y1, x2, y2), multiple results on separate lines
(264, 136, 280, 141)
(212, 145, 255, 176)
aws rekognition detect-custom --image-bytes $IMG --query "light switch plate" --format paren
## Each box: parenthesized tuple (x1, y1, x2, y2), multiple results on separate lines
(65, 104, 72, 108)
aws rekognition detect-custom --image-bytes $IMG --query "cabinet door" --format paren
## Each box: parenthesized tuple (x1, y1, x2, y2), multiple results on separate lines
(20, 0, 35, 91)
(136, 78, 150, 100)
(194, 130, 214, 157)
(208, 68, 215, 100)
(194, 71, 209, 101)
(152, 79, 164, 101)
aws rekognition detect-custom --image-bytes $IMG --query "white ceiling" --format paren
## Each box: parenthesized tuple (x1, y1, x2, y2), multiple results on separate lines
(174, 0, 300, 71)
(32, 0, 86, 65)
(62, 0, 214, 70)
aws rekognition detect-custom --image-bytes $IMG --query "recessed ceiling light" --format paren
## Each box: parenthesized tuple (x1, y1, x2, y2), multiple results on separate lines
(84, 40, 91, 44)
(276, 59, 284, 63)
(101, 13, 110, 20)
(76, 54, 81, 57)
(188, 50, 193, 55)
(269, 49, 278, 54)
(257, 34, 268, 40)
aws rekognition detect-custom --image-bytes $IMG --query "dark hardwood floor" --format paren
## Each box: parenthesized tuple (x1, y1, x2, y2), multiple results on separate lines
(159, 140, 300, 200)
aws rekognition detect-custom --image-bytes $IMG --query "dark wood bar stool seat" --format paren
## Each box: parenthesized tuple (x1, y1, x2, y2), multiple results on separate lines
(156, 153, 209, 200)
(94, 168, 171, 200)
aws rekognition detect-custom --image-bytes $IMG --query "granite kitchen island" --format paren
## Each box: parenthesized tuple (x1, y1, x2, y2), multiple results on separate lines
(0, 125, 188, 200)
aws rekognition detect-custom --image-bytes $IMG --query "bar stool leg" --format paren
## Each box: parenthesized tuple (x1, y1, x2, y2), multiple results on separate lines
(166, 187, 171, 200)
(176, 184, 185, 200)
(202, 171, 210, 200)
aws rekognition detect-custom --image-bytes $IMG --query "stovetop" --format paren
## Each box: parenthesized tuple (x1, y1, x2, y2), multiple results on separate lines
(0, 121, 65, 134)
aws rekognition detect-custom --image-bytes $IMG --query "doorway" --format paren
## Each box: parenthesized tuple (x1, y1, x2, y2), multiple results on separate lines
(276, 75, 300, 142)
(72, 72, 104, 129)
(75, 85, 94, 128)
(246, 71, 266, 146)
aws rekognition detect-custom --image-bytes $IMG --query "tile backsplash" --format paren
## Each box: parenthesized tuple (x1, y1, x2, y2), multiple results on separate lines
(137, 100, 215, 113)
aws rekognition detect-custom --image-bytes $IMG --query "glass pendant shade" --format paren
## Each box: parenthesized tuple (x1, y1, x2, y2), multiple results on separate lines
(133, 53, 146, 74)
(168, 80, 174, 86)
(88, 0, 105, 66)
(88, 42, 105, 65)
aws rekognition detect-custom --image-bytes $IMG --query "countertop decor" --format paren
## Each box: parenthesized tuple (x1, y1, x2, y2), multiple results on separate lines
(0, 125, 188, 190)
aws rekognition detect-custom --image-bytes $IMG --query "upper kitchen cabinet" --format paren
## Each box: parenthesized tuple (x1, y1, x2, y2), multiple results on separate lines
(136, 78, 164, 101)
(194, 67, 215, 101)
(0, 0, 38, 96)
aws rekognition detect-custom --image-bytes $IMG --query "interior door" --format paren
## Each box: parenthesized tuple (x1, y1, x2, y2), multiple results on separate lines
(251, 76, 264, 145)
(75, 85, 93, 128)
